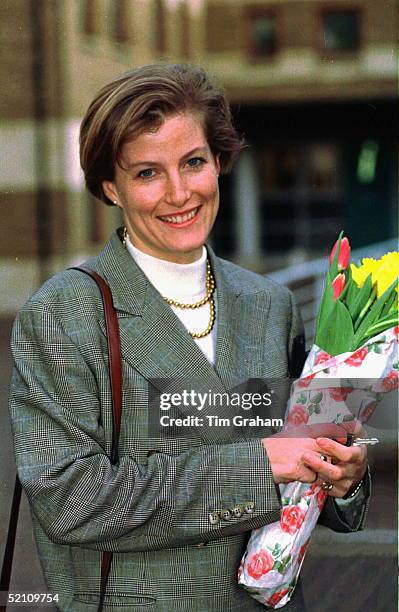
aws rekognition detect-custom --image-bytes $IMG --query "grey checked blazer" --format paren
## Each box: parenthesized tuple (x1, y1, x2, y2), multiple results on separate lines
(9, 228, 368, 612)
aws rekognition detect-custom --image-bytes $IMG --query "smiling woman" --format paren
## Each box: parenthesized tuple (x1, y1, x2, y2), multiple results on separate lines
(9, 63, 369, 612)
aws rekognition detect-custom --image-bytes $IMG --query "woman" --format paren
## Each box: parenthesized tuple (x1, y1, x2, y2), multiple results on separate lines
(9, 63, 368, 611)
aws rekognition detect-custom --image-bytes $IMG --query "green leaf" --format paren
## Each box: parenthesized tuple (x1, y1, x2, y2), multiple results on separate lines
(310, 392, 323, 404)
(315, 272, 335, 333)
(272, 543, 282, 557)
(365, 315, 399, 340)
(281, 554, 292, 567)
(316, 298, 355, 355)
(369, 344, 381, 354)
(314, 404, 321, 414)
(344, 267, 359, 307)
(353, 279, 398, 348)
(329, 231, 344, 279)
(273, 561, 284, 574)
(380, 291, 397, 318)
(348, 274, 373, 323)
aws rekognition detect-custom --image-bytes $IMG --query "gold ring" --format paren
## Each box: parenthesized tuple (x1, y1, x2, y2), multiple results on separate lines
(321, 481, 333, 491)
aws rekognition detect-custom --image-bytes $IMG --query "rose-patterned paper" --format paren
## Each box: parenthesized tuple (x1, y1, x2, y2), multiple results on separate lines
(239, 327, 398, 608)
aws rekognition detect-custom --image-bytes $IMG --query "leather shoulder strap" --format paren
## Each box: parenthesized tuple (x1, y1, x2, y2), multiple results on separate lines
(0, 476, 22, 603)
(70, 266, 122, 464)
(70, 266, 123, 611)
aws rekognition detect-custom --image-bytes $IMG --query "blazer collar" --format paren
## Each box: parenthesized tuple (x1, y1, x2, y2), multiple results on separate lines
(90, 228, 251, 313)
(92, 227, 149, 316)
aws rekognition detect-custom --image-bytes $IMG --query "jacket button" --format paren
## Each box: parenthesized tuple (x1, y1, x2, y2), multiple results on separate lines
(231, 505, 244, 518)
(209, 511, 220, 525)
(244, 501, 255, 514)
(220, 509, 231, 520)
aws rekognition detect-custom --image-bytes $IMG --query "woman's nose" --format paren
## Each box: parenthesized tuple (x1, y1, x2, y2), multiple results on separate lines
(165, 173, 190, 207)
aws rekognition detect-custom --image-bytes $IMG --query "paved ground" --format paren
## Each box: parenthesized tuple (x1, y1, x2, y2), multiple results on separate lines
(1, 316, 397, 611)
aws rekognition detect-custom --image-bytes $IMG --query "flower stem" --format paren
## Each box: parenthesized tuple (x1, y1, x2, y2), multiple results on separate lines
(366, 317, 398, 337)
(354, 294, 375, 331)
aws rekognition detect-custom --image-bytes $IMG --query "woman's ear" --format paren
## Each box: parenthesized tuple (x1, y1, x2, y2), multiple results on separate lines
(102, 180, 120, 207)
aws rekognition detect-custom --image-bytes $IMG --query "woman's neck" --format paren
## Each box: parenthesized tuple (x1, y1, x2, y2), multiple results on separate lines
(125, 237, 207, 301)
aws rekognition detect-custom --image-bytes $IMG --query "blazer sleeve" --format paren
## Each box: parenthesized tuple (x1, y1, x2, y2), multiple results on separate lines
(287, 290, 306, 379)
(9, 297, 281, 554)
(318, 466, 371, 532)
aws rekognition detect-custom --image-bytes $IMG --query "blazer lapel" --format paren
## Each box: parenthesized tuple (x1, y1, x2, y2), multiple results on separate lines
(209, 247, 273, 383)
(209, 248, 287, 438)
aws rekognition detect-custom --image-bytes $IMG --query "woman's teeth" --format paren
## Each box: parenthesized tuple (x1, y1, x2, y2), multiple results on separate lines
(160, 207, 198, 224)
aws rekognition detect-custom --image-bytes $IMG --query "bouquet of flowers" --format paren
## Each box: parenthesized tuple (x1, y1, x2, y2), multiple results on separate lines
(238, 233, 398, 609)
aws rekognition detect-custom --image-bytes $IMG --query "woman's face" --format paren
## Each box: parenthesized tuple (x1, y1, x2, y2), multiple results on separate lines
(103, 112, 220, 264)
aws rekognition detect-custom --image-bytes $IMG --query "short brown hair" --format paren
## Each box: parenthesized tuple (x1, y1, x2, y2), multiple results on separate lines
(80, 63, 244, 205)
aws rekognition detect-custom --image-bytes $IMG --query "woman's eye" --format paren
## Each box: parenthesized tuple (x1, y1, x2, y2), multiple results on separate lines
(138, 168, 155, 179)
(186, 157, 206, 168)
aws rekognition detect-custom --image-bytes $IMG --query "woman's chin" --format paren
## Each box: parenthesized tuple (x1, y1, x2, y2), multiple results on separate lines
(158, 231, 209, 263)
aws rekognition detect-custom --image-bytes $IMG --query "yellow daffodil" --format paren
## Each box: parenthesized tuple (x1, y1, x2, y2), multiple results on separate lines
(350, 258, 380, 288)
(351, 253, 398, 299)
(372, 252, 399, 298)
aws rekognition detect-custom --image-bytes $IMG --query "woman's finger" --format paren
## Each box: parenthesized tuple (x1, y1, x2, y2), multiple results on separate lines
(316, 437, 366, 463)
(302, 450, 352, 482)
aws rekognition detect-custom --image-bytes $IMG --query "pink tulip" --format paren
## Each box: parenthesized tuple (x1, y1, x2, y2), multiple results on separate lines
(329, 237, 351, 271)
(332, 273, 346, 300)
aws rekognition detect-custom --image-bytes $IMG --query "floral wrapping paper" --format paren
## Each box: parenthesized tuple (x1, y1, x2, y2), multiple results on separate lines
(238, 327, 398, 609)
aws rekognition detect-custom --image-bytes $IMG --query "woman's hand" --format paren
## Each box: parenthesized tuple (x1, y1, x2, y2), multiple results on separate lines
(262, 423, 349, 485)
(302, 436, 367, 498)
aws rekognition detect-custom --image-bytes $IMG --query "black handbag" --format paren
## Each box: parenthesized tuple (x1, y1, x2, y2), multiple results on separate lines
(1, 267, 123, 612)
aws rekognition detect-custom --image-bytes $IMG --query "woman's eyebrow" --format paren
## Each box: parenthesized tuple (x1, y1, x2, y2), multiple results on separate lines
(126, 146, 209, 169)
(180, 146, 208, 160)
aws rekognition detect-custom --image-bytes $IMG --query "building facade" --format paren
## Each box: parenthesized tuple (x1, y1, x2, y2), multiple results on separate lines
(1, 0, 397, 311)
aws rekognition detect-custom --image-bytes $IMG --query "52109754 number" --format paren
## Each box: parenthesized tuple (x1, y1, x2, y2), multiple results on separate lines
(7, 593, 59, 604)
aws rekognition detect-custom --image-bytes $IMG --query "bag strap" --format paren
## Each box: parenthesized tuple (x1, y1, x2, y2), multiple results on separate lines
(73, 267, 123, 463)
(70, 266, 123, 612)
(0, 476, 23, 610)
(0, 266, 123, 612)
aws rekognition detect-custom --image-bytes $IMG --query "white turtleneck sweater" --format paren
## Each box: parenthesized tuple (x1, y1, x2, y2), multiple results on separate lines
(125, 237, 217, 365)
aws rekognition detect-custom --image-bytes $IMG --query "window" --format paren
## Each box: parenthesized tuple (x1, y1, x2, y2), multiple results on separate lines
(154, 0, 166, 54)
(246, 10, 277, 58)
(321, 10, 360, 53)
(111, 0, 130, 44)
(257, 143, 343, 253)
(206, 5, 240, 53)
(81, 0, 98, 36)
(179, 1, 190, 58)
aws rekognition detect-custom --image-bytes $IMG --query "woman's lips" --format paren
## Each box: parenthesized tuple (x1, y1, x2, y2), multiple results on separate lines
(158, 205, 201, 227)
